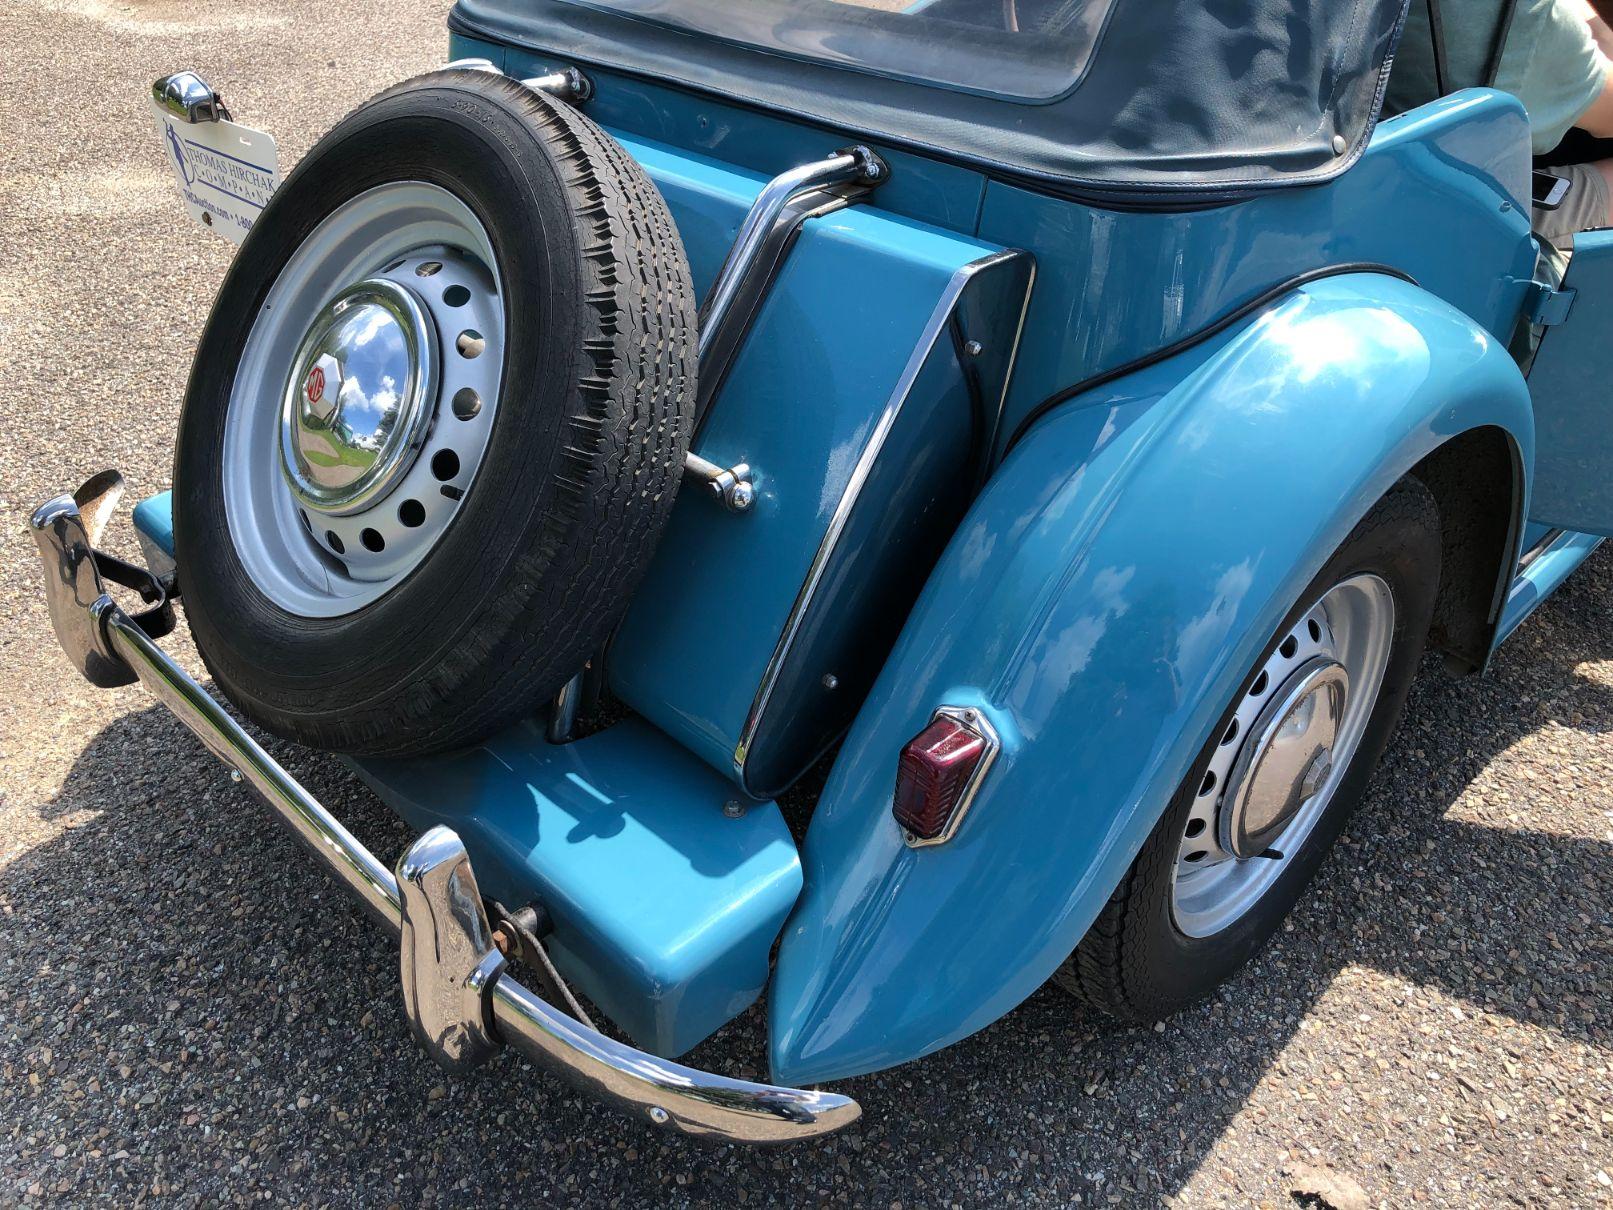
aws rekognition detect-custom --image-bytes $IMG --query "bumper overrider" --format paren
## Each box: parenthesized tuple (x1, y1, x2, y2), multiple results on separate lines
(28, 472, 859, 1143)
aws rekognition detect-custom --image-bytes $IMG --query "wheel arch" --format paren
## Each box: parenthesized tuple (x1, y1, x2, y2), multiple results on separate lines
(768, 273, 1535, 1086)
(1411, 425, 1527, 673)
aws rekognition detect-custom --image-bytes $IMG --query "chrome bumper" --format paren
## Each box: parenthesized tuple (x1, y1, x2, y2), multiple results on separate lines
(28, 474, 859, 1144)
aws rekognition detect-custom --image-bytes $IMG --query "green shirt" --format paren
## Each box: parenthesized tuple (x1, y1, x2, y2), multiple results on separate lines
(1385, 0, 1608, 154)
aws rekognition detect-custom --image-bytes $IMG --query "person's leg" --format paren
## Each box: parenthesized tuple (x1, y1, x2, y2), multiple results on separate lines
(1533, 160, 1613, 244)
(1595, 159, 1613, 221)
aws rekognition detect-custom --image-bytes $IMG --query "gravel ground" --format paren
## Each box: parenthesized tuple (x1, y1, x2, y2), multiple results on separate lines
(2, 2, 1611, 1206)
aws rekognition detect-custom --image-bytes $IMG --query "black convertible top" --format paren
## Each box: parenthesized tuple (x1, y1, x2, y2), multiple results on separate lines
(450, 0, 1409, 203)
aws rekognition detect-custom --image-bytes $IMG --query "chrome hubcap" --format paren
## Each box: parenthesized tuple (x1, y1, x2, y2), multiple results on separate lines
(1171, 573, 1395, 937)
(1219, 656, 1348, 859)
(222, 182, 505, 617)
(280, 279, 438, 515)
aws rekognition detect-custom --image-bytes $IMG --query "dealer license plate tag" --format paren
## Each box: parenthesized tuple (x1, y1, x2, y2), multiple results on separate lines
(149, 98, 279, 245)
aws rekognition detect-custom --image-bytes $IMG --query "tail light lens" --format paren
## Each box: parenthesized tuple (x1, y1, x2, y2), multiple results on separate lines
(893, 710, 994, 844)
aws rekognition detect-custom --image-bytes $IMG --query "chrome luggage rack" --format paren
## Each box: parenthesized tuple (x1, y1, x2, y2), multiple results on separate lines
(28, 472, 859, 1144)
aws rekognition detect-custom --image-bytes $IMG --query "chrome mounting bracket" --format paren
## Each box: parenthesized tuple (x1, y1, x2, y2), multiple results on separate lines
(449, 60, 892, 519)
(444, 57, 593, 105)
(683, 454, 756, 514)
(152, 71, 232, 124)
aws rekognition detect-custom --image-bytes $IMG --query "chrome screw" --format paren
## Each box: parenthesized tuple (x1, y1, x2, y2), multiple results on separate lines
(229, 769, 243, 784)
(964, 340, 984, 357)
(648, 1106, 670, 1124)
(723, 800, 747, 820)
(822, 674, 839, 691)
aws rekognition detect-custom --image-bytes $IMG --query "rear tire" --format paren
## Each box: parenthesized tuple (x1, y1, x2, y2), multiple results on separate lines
(174, 71, 696, 757)
(1056, 476, 1441, 1020)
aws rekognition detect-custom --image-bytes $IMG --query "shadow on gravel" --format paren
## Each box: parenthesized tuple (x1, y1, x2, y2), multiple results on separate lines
(4, 552, 1611, 1205)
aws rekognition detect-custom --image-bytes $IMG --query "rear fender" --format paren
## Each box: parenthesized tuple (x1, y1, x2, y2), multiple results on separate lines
(768, 274, 1533, 1085)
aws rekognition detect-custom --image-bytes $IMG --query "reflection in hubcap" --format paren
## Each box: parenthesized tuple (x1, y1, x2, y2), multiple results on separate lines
(280, 278, 437, 515)
(1220, 657, 1348, 858)
(223, 182, 505, 618)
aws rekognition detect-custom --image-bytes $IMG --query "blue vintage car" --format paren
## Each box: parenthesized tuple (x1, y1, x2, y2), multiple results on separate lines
(28, 0, 1610, 1143)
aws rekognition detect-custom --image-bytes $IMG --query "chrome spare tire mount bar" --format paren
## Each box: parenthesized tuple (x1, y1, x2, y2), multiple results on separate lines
(28, 479, 860, 1143)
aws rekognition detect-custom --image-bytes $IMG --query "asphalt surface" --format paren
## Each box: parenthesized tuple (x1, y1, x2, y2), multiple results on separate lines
(2, 1, 1612, 1205)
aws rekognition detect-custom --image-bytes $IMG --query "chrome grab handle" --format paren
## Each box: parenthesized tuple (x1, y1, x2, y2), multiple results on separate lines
(681, 146, 887, 513)
(697, 146, 886, 364)
(28, 482, 860, 1143)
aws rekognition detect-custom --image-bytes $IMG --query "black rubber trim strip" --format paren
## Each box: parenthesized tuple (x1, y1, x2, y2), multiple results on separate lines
(1484, 0, 1521, 89)
(1001, 262, 1418, 456)
(1425, 0, 1450, 98)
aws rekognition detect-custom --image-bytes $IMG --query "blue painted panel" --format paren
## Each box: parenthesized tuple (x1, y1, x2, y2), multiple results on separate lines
(610, 132, 768, 301)
(1524, 228, 1613, 535)
(981, 90, 1537, 456)
(501, 48, 989, 234)
(769, 275, 1534, 1084)
(608, 201, 1000, 785)
(128, 494, 799, 1054)
(132, 492, 175, 556)
(353, 718, 801, 1057)
(447, 30, 505, 68)
(1498, 530, 1605, 643)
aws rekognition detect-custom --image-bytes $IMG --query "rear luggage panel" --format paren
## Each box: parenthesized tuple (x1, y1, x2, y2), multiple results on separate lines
(606, 132, 1032, 797)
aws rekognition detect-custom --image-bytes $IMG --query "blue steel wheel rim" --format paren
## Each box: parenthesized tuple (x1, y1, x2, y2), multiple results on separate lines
(1169, 573, 1395, 939)
(221, 182, 505, 618)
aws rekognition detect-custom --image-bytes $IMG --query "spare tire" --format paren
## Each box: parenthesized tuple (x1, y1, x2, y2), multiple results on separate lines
(173, 70, 696, 757)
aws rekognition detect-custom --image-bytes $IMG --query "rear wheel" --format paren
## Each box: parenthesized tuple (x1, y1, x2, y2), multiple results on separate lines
(1056, 477, 1441, 1020)
(174, 70, 696, 757)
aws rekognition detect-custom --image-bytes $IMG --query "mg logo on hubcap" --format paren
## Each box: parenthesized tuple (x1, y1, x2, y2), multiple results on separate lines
(304, 365, 326, 405)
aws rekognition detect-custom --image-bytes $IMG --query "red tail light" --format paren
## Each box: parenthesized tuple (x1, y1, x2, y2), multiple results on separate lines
(893, 711, 993, 844)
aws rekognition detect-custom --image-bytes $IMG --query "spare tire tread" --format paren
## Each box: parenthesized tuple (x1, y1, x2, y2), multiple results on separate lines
(386, 77, 695, 754)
